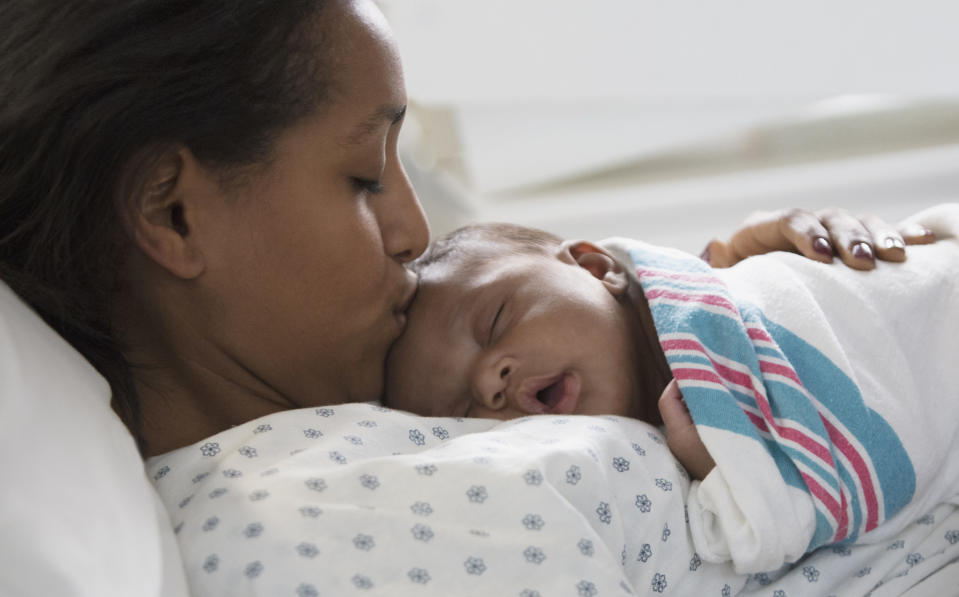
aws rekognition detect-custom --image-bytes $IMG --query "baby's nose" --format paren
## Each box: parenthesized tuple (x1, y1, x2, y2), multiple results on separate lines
(472, 356, 515, 411)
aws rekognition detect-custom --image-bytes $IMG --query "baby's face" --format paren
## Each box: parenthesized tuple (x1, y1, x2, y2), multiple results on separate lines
(384, 242, 644, 420)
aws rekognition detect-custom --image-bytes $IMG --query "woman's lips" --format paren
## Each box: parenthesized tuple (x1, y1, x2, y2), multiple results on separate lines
(516, 371, 581, 415)
(392, 272, 418, 332)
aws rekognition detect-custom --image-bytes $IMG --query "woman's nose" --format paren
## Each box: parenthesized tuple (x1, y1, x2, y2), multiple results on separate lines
(472, 355, 516, 411)
(378, 159, 430, 264)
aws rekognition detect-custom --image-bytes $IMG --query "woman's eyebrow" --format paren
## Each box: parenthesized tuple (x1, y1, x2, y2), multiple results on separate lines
(341, 104, 406, 147)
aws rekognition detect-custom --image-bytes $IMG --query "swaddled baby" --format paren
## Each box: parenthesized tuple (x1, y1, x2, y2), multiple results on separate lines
(384, 206, 959, 573)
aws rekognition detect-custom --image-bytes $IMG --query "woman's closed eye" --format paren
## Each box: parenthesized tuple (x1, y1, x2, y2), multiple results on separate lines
(351, 176, 385, 195)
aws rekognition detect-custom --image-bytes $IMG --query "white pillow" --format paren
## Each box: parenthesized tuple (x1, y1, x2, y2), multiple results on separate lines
(0, 280, 188, 597)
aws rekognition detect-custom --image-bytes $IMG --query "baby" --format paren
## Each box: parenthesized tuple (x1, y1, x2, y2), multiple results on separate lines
(385, 209, 959, 573)
(383, 222, 713, 475)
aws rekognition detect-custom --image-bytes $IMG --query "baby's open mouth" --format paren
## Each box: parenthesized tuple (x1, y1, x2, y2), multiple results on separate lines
(520, 371, 581, 415)
(536, 378, 566, 408)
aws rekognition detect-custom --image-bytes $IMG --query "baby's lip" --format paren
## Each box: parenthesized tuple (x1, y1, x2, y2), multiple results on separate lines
(516, 371, 581, 415)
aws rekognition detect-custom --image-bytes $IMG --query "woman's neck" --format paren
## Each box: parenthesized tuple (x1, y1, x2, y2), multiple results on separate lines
(129, 350, 295, 458)
(111, 269, 300, 458)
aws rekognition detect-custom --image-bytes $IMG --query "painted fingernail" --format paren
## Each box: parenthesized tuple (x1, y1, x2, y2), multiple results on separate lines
(813, 237, 832, 255)
(699, 247, 710, 263)
(851, 242, 874, 260)
(904, 224, 933, 238)
(882, 237, 905, 250)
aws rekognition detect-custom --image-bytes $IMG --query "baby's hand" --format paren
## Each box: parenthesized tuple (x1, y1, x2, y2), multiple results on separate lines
(658, 379, 715, 481)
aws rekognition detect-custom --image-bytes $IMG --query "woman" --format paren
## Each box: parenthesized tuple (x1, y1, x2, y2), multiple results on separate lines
(0, 0, 931, 458)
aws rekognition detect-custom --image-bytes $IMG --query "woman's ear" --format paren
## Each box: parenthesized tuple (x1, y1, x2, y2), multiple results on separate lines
(121, 147, 206, 279)
(559, 240, 628, 297)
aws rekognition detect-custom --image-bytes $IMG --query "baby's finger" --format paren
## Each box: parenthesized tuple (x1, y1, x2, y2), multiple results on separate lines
(860, 215, 906, 263)
(657, 379, 693, 434)
(776, 208, 834, 264)
(818, 208, 876, 271)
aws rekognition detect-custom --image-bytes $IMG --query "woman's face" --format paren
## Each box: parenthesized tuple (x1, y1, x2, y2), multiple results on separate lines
(194, 0, 428, 407)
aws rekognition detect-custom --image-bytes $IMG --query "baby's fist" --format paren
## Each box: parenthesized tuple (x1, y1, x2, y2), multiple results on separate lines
(658, 379, 716, 481)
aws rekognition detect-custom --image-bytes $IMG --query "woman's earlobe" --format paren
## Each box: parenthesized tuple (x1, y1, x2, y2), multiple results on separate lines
(561, 240, 629, 297)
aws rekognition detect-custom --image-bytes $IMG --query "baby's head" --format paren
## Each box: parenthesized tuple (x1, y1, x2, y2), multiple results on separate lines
(384, 222, 657, 421)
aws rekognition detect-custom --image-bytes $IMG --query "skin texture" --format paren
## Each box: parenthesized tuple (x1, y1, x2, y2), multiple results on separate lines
(384, 240, 671, 424)
(114, 0, 429, 457)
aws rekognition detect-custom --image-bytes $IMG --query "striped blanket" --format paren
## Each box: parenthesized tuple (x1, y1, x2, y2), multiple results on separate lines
(605, 203, 959, 573)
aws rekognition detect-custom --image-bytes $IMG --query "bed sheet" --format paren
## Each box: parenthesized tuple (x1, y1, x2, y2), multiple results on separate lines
(147, 403, 959, 596)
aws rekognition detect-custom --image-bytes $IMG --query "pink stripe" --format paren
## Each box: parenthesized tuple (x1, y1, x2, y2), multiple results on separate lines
(778, 427, 834, 464)
(645, 288, 739, 315)
(758, 359, 803, 386)
(746, 327, 773, 343)
(744, 410, 770, 433)
(802, 471, 848, 541)
(672, 367, 724, 386)
(662, 337, 707, 353)
(636, 267, 724, 286)
(822, 417, 880, 532)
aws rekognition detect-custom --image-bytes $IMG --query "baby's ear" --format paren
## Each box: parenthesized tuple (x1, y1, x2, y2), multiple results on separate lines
(559, 240, 628, 297)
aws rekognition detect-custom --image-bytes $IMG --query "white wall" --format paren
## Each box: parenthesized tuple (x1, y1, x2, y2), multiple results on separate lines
(382, 0, 959, 103)
(381, 1, 959, 246)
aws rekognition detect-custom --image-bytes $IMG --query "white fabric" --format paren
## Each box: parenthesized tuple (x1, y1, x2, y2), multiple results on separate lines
(686, 203, 959, 573)
(0, 280, 188, 597)
(149, 402, 959, 596)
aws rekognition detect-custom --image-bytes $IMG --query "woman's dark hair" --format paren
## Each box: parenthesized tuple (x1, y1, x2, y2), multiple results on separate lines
(0, 0, 331, 450)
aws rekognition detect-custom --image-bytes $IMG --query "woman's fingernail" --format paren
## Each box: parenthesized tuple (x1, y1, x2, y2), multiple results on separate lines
(813, 237, 832, 255)
(699, 247, 710, 263)
(851, 242, 874, 260)
(904, 224, 933, 238)
(882, 237, 905, 250)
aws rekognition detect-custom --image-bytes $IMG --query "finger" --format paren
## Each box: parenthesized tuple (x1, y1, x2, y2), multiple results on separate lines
(726, 210, 795, 263)
(776, 208, 834, 264)
(860, 215, 906, 263)
(899, 223, 937, 246)
(817, 208, 876, 270)
(657, 379, 693, 434)
(702, 239, 738, 268)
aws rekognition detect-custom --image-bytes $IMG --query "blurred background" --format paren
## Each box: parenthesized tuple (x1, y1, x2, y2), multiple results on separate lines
(378, 0, 959, 253)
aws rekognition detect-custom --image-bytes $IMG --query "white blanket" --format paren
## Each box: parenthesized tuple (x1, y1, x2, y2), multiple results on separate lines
(605, 203, 959, 573)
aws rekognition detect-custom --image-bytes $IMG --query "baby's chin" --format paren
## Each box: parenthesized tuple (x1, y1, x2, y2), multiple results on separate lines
(574, 393, 637, 419)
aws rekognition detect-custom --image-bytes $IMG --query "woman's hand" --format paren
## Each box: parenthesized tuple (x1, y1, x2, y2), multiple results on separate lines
(702, 207, 936, 270)
(658, 379, 715, 481)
